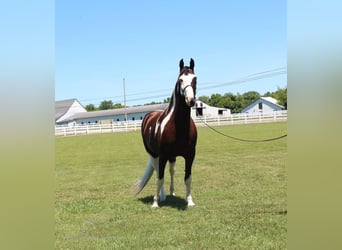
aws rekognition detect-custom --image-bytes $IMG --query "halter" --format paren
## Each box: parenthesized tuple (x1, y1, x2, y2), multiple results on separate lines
(180, 84, 193, 96)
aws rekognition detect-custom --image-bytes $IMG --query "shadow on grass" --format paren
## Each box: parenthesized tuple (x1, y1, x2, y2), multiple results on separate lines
(138, 195, 188, 210)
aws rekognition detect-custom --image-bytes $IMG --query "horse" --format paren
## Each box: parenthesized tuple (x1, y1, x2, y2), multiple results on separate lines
(134, 58, 197, 208)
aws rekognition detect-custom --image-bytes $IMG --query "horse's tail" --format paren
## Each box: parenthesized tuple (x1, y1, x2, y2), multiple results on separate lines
(133, 157, 155, 195)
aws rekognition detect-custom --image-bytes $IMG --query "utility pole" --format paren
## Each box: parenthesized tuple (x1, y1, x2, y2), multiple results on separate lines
(123, 78, 128, 122)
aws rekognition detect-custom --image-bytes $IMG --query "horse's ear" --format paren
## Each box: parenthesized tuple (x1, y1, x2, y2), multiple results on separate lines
(179, 59, 184, 71)
(190, 58, 195, 70)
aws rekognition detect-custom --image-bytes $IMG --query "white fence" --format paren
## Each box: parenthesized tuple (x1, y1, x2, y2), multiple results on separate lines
(55, 110, 287, 136)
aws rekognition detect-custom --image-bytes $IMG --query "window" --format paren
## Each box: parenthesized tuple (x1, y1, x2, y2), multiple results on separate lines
(196, 107, 203, 116)
(258, 102, 263, 110)
(218, 110, 223, 115)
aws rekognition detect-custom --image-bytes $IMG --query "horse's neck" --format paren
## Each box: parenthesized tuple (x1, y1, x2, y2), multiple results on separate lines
(172, 92, 191, 129)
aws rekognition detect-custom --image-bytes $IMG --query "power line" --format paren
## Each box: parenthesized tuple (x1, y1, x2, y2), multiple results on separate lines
(57, 67, 287, 107)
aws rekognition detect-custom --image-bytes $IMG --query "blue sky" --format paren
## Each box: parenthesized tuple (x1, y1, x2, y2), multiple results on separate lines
(56, 0, 286, 106)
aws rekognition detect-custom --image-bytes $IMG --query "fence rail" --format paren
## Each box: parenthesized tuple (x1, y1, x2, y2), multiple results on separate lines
(55, 110, 287, 136)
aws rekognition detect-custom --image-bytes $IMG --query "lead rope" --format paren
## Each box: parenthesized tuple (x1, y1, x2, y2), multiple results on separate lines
(196, 111, 287, 142)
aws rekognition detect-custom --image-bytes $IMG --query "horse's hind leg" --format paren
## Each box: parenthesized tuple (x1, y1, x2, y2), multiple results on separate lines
(169, 158, 176, 196)
(152, 157, 167, 208)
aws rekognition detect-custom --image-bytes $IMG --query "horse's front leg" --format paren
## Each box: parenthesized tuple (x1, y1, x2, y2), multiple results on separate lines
(185, 154, 195, 207)
(169, 158, 176, 196)
(152, 157, 167, 208)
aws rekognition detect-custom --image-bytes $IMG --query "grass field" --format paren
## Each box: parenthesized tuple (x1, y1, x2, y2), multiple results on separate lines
(55, 122, 287, 249)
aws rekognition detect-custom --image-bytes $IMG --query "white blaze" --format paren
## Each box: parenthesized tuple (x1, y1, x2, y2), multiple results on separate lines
(179, 73, 196, 101)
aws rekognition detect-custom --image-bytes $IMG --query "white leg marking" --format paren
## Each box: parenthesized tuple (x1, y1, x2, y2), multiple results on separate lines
(169, 161, 176, 196)
(152, 178, 164, 208)
(185, 176, 195, 207)
(151, 157, 164, 208)
(160, 92, 176, 136)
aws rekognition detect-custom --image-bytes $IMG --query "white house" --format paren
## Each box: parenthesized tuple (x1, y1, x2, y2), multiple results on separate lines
(241, 97, 284, 114)
(55, 99, 87, 125)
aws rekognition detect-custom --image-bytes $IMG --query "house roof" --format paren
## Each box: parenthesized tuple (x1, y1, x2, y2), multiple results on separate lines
(260, 96, 279, 105)
(55, 99, 78, 121)
(63, 103, 169, 122)
(241, 96, 284, 113)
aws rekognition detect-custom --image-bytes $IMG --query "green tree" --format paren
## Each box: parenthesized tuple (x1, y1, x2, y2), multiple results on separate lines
(242, 91, 260, 103)
(85, 104, 96, 111)
(144, 101, 162, 105)
(208, 93, 223, 107)
(99, 100, 113, 110)
(198, 96, 209, 104)
(264, 87, 287, 109)
(274, 87, 287, 109)
(221, 92, 235, 109)
(112, 103, 124, 109)
(163, 97, 171, 103)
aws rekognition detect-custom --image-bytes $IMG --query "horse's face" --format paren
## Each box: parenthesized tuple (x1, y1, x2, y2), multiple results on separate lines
(179, 72, 196, 107)
(178, 59, 197, 107)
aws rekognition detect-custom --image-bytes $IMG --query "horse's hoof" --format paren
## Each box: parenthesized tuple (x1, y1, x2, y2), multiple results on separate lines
(187, 197, 195, 207)
(187, 202, 195, 207)
(152, 201, 159, 208)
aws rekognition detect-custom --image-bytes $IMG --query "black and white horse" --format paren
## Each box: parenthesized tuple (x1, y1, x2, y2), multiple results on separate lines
(134, 58, 197, 208)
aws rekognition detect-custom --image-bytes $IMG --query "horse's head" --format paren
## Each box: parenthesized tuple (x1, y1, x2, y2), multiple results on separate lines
(177, 58, 197, 107)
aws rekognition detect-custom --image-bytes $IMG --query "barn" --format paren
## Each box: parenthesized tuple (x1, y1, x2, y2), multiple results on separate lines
(55, 99, 230, 126)
(241, 97, 284, 114)
(192, 100, 230, 117)
(62, 103, 169, 125)
(55, 99, 87, 125)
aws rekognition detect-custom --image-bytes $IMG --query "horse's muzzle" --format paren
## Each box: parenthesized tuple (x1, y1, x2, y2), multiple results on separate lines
(187, 98, 196, 107)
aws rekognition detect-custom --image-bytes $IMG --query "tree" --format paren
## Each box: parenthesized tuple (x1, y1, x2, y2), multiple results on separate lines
(242, 91, 260, 103)
(85, 104, 96, 111)
(264, 87, 287, 109)
(198, 96, 209, 104)
(144, 101, 162, 105)
(274, 87, 287, 109)
(208, 93, 223, 107)
(99, 100, 113, 110)
(112, 103, 124, 109)
(163, 97, 171, 103)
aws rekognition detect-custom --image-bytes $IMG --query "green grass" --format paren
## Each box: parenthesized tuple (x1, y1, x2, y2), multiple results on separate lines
(56, 122, 287, 249)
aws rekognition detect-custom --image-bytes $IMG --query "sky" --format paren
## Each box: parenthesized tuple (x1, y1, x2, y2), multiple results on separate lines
(56, 0, 286, 107)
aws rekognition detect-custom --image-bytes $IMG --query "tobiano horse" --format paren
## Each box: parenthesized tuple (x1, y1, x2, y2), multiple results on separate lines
(134, 58, 197, 208)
